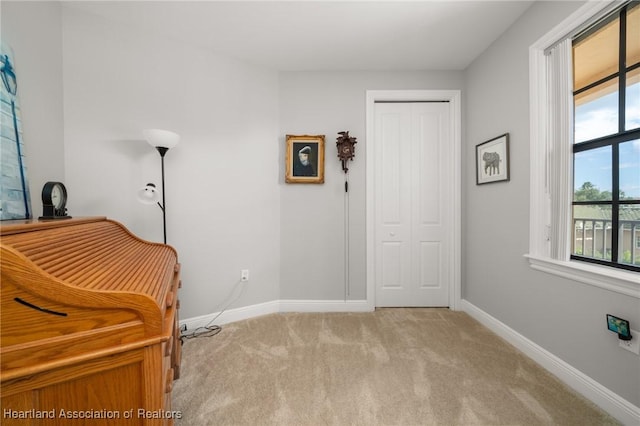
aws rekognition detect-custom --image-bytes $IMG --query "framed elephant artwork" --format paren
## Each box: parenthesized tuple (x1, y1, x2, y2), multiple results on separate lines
(476, 133, 510, 185)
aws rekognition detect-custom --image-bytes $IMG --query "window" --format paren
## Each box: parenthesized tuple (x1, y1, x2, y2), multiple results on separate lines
(529, 0, 639, 297)
(571, 3, 640, 272)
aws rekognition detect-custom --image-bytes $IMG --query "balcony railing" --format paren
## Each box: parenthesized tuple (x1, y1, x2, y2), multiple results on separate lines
(573, 219, 640, 266)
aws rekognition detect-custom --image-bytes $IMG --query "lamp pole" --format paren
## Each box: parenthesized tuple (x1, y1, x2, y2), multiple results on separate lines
(156, 146, 169, 244)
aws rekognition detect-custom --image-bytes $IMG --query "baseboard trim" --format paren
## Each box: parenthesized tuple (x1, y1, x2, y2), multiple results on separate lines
(180, 299, 371, 330)
(460, 299, 640, 426)
(180, 300, 280, 329)
(279, 299, 372, 312)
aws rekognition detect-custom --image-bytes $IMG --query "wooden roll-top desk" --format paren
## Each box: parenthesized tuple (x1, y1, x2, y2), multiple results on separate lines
(0, 217, 182, 425)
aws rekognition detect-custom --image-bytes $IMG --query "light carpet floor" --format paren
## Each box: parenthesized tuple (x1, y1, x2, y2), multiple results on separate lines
(172, 308, 618, 425)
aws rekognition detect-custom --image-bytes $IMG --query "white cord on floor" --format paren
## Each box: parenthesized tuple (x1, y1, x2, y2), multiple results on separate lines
(180, 278, 249, 340)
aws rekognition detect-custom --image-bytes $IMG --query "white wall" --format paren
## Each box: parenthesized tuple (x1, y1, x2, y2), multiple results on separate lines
(1, 1, 65, 207)
(279, 71, 464, 301)
(464, 0, 640, 408)
(61, 7, 281, 319)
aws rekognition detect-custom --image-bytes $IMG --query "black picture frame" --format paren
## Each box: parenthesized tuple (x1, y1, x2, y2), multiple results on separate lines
(476, 133, 510, 185)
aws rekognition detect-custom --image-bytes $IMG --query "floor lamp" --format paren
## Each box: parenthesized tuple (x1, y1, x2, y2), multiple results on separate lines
(137, 129, 180, 244)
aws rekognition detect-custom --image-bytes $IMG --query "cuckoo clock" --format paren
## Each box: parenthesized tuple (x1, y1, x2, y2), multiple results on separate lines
(336, 131, 357, 173)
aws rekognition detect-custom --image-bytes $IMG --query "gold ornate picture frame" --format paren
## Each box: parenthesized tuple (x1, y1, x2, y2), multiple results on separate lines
(285, 134, 325, 184)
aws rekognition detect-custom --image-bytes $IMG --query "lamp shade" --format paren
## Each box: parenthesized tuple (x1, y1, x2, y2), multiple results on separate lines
(143, 129, 180, 149)
(137, 183, 160, 205)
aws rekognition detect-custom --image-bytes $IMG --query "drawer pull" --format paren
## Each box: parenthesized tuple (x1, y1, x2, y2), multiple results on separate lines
(14, 298, 67, 317)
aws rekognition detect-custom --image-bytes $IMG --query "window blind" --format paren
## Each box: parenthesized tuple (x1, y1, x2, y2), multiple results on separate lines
(546, 38, 573, 261)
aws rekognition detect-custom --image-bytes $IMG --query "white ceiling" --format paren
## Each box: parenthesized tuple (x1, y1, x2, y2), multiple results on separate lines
(62, 0, 534, 71)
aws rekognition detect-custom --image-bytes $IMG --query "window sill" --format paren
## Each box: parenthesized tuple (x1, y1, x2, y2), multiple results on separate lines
(524, 254, 640, 299)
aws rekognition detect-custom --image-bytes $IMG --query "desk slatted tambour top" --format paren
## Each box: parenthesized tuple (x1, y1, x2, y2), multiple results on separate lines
(0, 217, 182, 425)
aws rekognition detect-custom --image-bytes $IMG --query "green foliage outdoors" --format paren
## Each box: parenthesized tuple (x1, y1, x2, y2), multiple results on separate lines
(573, 182, 640, 266)
(574, 247, 640, 265)
(574, 181, 635, 202)
(574, 182, 612, 201)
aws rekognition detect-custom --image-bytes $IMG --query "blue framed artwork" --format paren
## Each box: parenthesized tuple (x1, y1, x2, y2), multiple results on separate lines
(1, 43, 32, 220)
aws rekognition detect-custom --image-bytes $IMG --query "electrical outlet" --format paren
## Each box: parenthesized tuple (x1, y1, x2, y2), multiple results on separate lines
(619, 329, 639, 355)
(241, 269, 249, 282)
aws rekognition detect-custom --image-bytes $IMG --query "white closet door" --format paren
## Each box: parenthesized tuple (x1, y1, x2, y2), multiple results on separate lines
(374, 102, 451, 307)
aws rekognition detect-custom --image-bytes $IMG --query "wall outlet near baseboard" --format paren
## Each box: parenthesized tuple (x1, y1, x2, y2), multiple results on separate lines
(619, 329, 639, 355)
(241, 269, 249, 282)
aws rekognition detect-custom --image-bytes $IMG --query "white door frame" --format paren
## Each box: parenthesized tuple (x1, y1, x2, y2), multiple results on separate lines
(365, 90, 462, 311)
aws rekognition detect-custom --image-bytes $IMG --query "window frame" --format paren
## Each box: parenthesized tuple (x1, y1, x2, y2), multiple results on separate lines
(570, 3, 640, 272)
(528, 0, 640, 299)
